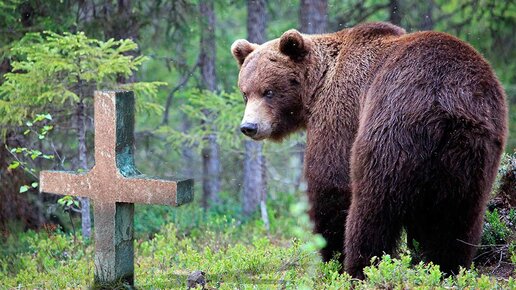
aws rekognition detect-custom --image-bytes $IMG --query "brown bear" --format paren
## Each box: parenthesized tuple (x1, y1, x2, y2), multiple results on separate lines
(231, 22, 508, 278)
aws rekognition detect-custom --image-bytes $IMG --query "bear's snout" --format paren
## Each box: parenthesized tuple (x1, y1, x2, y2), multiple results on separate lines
(240, 122, 258, 137)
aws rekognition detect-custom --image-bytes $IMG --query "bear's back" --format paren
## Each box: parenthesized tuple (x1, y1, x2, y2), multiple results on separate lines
(368, 30, 506, 134)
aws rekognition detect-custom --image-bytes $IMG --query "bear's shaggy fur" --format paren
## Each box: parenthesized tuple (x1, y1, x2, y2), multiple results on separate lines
(231, 22, 508, 278)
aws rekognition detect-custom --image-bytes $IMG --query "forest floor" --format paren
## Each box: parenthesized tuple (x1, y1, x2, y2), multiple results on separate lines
(0, 206, 515, 288)
(1, 153, 515, 289)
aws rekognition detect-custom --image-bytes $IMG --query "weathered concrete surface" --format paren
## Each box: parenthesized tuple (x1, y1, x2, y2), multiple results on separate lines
(40, 91, 193, 287)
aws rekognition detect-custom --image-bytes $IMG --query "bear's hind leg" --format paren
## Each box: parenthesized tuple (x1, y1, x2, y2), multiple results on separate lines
(409, 197, 485, 275)
(407, 128, 501, 275)
(344, 190, 404, 279)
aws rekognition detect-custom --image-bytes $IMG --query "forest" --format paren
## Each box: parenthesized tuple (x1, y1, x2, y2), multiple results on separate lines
(0, 0, 515, 288)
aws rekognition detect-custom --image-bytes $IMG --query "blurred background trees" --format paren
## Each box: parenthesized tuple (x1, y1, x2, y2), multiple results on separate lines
(0, 0, 514, 234)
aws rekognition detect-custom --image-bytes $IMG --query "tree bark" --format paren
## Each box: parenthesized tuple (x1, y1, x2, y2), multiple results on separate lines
(76, 100, 92, 240)
(199, 0, 221, 208)
(418, 0, 434, 31)
(242, 0, 268, 217)
(296, 0, 328, 194)
(247, 0, 267, 42)
(300, 0, 328, 34)
(389, 0, 402, 26)
(88, 0, 139, 83)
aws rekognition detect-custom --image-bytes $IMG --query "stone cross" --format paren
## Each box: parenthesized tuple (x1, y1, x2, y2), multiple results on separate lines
(40, 91, 193, 286)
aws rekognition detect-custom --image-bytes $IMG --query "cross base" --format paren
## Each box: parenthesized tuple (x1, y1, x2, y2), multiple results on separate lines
(94, 202, 134, 286)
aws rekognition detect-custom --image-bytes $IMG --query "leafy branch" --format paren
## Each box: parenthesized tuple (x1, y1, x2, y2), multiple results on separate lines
(7, 113, 54, 193)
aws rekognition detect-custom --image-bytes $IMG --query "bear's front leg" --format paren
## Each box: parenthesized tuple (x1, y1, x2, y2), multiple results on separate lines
(307, 182, 351, 265)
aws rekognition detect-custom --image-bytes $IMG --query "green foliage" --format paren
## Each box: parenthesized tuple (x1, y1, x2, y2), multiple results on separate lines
(0, 31, 165, 126)
(510, 209, 516, 225)
(57, 195, 80, 210)
(2, 173, 515, 288)
(364, 255, 442, 289)
(289, 198, 327, 254)
(0, 0, 22, 27)
(482, 209, 511, 245)
(156, 89, 244, 152)
(494, 152, 516, 192)
(7, 113, 54, 192)
(2, 218, 515, 289)
(0, 229, 92, 288)
(362, 254, 510, 290)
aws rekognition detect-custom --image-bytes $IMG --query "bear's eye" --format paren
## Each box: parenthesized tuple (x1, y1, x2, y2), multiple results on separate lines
(242, 92, 248, 103)
(263, 90, 274, 99)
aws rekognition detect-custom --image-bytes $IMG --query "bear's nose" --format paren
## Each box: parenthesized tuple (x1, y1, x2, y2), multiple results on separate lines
(240, 122, 258, 137)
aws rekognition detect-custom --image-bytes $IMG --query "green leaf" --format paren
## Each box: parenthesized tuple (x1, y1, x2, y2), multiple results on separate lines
(23, 129, 30, 135)
(30, 150, 42, 159)
(34, 114, 45, 122)
(8, 161, 20, 169)
(31, 182, 38, 188)
(26, 121, 33, 127)
(44, 114, 52, 120)
(19, 185, 29, 193)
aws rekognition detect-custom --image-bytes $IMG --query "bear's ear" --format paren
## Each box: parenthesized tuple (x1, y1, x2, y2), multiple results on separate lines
(279, 29, 311, 61)
(231, 39, 258, 67)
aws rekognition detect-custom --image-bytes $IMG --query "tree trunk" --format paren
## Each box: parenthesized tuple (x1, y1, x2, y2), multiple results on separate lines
(296, 0, 328, 194)
(300, 0, 328, 34)
(242, 0, 268, 218)
(418, 0, 434, 31)
(247, 0, 267, 42)
(76, 100, 92, 240)
(389, 0, 401, 26)
(93, 0, 139, 83)
(199, 0, 220, 208)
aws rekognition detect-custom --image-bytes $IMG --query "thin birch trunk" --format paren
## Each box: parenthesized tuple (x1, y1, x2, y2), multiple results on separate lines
(76, 100, 91, 240)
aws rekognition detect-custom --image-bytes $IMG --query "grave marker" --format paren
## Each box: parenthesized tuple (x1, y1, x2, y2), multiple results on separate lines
(40, 91, 193, 286)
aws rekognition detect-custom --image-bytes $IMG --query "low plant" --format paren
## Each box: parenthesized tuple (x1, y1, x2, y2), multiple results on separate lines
(3, 209, 516, 289)
(483, 209, 511, 245)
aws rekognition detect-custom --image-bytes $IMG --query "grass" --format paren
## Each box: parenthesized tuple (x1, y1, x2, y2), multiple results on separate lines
(1, 153, 515, 289)
(1, 218, 515, 289)
(1, 206, 516, 289)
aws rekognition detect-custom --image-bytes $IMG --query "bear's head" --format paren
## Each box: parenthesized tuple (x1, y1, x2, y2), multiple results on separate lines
(231, 29, 311, 141)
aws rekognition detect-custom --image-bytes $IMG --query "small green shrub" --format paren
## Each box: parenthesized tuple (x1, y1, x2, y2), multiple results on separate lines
(0, 229, 92, 288)
(483, 209, 511, 245)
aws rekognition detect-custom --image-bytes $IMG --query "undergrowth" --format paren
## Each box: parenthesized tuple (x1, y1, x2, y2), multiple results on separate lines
(1, 219, 515, 289)
(1, 153, 515, 289)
